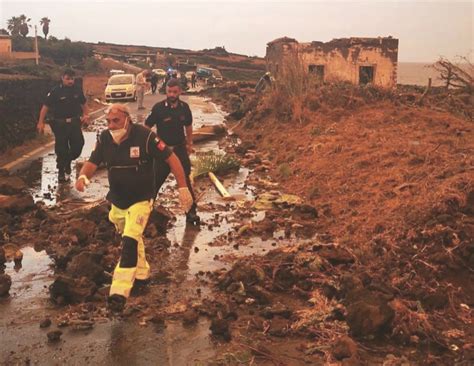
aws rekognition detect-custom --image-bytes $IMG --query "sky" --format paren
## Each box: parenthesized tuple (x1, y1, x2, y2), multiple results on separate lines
(1, 0, 472, 62)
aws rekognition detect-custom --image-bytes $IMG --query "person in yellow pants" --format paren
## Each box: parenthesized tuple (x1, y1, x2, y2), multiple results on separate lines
(108, 200, 152, 298)
(75, 104, 193, 312)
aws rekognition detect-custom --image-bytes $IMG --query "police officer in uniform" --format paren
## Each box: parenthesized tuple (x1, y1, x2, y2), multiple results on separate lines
(37, 69, 89, 182)
(75, 104, 193, 312)
(145, 78, 200, 224)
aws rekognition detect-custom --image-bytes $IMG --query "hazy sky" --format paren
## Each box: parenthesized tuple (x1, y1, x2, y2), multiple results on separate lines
(1, 1, 472, 62)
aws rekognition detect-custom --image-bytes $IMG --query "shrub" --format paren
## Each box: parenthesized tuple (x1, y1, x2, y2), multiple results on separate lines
(84, 57, 101, 73)
(278, 163, 292, 178)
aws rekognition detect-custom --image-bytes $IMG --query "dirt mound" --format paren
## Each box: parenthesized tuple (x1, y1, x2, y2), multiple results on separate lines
(203, 82, 474, 363)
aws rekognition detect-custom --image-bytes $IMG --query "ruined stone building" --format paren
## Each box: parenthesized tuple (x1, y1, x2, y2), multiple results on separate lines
(0, 35, 38, 61)
(0, 35, 12, 55)
(266, 36, 399, 88)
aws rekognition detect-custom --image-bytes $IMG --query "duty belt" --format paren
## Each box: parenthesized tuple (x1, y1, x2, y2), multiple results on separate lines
(167, 142, 186, 152)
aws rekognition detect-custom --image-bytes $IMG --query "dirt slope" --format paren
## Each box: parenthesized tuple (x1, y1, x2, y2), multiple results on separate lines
(207, 83, 474, 363)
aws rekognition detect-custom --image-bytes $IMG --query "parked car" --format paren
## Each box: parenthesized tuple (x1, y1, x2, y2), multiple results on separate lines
(196, 67, 224, 84)
(109, 69, 125, 76)
(104, 74, 137, 102)
(152, 68, 166, 77)
(196, 67, 213, 79)
(185, 71, 195, 79)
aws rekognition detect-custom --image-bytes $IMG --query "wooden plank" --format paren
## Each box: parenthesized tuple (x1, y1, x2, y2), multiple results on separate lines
(208, 172, 233, 199)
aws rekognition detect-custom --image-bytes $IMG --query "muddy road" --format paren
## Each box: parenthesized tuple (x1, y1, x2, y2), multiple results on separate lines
(0, 93, 272, 365)
(3, 86, 468, 365)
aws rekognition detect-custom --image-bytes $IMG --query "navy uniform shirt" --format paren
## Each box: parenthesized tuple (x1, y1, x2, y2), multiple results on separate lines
(89, 123, 172, 209)
(145, 99, 192, 146)
(44, 83, 86, 119)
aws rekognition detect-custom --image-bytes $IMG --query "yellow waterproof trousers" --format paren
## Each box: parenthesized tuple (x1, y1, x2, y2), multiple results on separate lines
(108, 200, 152, 298)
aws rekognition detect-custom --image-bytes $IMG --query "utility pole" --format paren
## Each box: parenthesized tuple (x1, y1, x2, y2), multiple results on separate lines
(34, 25, 39, 65)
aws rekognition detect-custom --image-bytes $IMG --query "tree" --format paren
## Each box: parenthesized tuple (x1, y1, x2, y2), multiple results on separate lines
(18, 14, 31, 37)
(432, 56, 473, 93)
(7, 16, 21, 36)
(40, 17, 50, 39)
(0, 28, 9, 35)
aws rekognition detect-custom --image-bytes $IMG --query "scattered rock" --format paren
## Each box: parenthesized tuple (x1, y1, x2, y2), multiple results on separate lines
(347, 296, 394, 337)
(49, 275, 97, 304)
(332, 336, 358, 361)
(293, 204, 318, 219)
(272, 265, 296, 290)
(0, 194, 34, 214)
(13, 249, 23, 266)
(39, 318, 52, 328)
(267, 317, 290, 337)
(182, 309, 199, 326)
(0, 210, 13, 227)
(0, 176, 27, 195)
(210, 318, 231, 341)
(0, 246, 5, 265)
(81, 202, 110, 224)
(317, 245, 354, 265)
(261, 303, 292, 319)
(66, 251, 105, 284)
(422, 289, 449, 310)
(70, 320, 94, 331)
(247, 285, 272, 305)
(146, 206, 173, 235)
(219, 261, 265, 289)
(382, 354, 411, 366)
(0, 273, 12, 296)
(67, 219, 97, 244)
(47, 330, 62, 342)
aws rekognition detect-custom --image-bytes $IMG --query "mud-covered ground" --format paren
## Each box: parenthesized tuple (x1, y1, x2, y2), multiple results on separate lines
(200, 82, 474, 365)
(1, 88, 473, 365)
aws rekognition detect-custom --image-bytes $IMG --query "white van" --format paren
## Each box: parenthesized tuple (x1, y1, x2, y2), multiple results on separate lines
(105, 74, 137, 102)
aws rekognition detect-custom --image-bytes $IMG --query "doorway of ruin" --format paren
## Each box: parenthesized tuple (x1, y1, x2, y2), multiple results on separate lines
(309, 64, 325, 82)
(359, 66, 375, 85)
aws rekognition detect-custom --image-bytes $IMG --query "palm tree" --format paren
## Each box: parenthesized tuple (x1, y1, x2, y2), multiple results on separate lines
(40, 17, 50, 39)
(7, 16, 21, 36)
(19, 14, 31, 37)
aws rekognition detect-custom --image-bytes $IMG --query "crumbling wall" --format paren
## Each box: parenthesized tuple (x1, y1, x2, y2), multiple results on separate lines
(265, 38, 298, 76)
(266, 37, 399, 88)
(0, 74, 54, 151)
(299, 41, 398, 87)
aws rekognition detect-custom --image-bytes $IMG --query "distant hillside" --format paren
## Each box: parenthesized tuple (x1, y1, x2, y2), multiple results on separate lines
(91, 42, 266, 82)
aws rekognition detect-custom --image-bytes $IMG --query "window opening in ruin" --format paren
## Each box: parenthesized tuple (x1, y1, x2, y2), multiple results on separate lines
(309, 64, 325, 82)
(359, 66, 374, 85)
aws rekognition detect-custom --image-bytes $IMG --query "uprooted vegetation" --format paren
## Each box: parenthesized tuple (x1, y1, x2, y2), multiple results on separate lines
(202, 65, 474, 363)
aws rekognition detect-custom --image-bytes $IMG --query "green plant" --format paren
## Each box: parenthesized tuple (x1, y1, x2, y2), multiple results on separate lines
(84, 57, 101, 73)
(192, 151, 240, 178)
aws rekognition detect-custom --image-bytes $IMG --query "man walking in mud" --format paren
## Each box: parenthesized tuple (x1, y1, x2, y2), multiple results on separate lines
(150, 72, 159, 94)
(145, 78, 200, 224)
(75, 104, 193, 312)
(37, 69, 89, 182)
(136, 70, 148, 109)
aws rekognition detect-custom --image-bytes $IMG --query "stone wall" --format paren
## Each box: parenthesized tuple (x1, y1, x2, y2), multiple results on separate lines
(0, 74, 54, 151)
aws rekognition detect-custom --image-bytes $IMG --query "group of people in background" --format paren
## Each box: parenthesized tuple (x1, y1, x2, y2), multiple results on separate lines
(36, 68, 201, 312)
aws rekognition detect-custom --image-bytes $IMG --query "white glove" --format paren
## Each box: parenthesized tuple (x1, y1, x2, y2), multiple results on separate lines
(178, 187, 193, 213)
